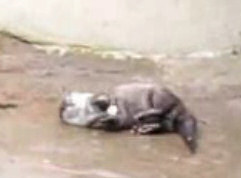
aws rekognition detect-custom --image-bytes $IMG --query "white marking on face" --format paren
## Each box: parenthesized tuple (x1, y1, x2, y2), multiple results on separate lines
(107, 105, 118, 116)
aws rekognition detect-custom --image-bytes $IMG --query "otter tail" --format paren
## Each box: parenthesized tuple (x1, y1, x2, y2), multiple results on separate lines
(176, 114, 198, 154)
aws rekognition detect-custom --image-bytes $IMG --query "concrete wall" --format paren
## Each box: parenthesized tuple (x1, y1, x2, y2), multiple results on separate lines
(0, 0, 240, 54)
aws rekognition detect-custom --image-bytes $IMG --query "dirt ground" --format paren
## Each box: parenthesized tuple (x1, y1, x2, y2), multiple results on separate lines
(0, 34, 240, 178)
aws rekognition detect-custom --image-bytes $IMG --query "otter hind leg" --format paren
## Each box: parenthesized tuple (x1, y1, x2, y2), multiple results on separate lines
(136, 123, 162, 135)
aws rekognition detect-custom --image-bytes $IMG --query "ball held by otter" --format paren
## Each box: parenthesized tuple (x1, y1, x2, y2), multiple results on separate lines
(59, 92, 117, 129)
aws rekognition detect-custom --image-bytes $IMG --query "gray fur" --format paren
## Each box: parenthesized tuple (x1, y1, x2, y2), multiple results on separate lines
(110, 83, 198, 153)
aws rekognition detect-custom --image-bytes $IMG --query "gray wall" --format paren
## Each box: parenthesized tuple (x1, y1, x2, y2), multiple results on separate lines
(0, 0, 240, 54)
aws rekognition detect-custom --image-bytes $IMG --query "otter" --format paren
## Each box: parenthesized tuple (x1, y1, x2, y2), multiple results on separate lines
(59, 83, 198, 153)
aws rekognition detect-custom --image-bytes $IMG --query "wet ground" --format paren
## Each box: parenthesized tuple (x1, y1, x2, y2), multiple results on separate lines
(0, 35, 240, 178)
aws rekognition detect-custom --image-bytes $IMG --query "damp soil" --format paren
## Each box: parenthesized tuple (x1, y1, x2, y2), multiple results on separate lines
(0, 35, 240, 178)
